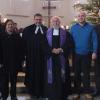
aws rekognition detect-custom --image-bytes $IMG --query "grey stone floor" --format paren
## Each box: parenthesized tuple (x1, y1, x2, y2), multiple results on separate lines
(5, 95, 100, 100)
(68, 95, 100, 100)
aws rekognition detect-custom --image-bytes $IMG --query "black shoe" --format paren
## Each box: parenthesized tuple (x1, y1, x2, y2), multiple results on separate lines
(31, 96, 40, 99)
(72, 94, 80, 100)
(92, 92, 100, 97)
(11, 97, 18, 100)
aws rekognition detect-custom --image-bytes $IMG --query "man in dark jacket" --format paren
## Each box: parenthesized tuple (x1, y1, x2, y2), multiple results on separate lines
(0, 15, 4, 33)
(94, 24, 100, 96)
(22, 13, 48, 99)
(0, 14, 5, 99)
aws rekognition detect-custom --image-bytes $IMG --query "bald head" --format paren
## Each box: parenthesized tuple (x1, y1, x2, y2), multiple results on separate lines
(77, 11, 86, 25)
(50, 16, 61, 29)
(77, 11, 86, 17)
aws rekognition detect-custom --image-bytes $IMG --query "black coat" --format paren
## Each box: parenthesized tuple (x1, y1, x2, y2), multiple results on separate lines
(95, 24, 100, 58)
(22, 24, 48, 97)
(0, 32, 23, 73)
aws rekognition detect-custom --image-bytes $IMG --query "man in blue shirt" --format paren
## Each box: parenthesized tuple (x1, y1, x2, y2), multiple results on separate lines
(70, 11, 97, 100)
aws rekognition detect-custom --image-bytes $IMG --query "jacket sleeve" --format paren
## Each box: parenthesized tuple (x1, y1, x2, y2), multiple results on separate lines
(92, 29, 98, 53)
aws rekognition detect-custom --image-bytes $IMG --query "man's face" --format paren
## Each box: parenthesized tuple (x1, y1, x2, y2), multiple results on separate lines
(77, 12, 86, 24)
(34, 16, 42, 25)
(52, 18, 60, 29)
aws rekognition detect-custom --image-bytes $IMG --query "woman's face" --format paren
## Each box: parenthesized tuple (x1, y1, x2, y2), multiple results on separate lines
(6, 21, 14, 33)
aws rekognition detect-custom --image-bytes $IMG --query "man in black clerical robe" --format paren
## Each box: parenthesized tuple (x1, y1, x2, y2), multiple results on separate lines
(22, 13, 48, 98)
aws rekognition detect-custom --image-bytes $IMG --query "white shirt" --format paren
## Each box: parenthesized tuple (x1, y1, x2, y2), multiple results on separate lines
(53, 29, 59, 36)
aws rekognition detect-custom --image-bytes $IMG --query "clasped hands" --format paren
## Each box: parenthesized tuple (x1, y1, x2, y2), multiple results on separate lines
(52, 48, 63, 54)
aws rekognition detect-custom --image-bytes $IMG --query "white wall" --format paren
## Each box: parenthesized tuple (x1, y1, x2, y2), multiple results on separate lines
(30, 0, 76, 27)
(0, 0, 34, 28)
(0, 0, 76, 28)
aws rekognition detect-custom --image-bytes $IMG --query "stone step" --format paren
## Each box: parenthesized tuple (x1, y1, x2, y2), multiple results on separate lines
(17, 72, 25, 82)
(16, 67, 97, 94)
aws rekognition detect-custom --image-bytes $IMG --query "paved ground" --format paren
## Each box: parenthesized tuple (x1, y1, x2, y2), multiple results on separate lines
(5, 95, 100, 100)
(68, 95, 100, 100)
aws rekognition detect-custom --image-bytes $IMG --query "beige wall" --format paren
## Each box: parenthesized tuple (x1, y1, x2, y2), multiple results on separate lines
(0, 0, 34, 28)
(32, 0, 75, 27)
(0, 0, 76, 28)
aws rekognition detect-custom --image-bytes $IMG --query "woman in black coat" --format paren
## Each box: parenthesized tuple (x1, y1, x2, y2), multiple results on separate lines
(0, 19, 23, 100)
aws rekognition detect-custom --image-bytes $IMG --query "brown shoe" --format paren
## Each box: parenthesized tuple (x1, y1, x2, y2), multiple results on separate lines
(84, 94, 93, 100)
(73, 94, 80, 100)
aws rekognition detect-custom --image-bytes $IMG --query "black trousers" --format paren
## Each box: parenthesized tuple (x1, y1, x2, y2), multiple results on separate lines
(95, 58, 100, 93)
(1, 71, 17, 98)
(73, 54, 91, 94)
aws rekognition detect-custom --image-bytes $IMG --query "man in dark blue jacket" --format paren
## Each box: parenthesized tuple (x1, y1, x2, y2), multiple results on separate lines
(94, 24, 100, 96)
(70, 11, 97, 100)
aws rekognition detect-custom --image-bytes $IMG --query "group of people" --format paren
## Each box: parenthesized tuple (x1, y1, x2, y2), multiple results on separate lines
(0, 11, 100, 100)
(22, 13, 73, 100)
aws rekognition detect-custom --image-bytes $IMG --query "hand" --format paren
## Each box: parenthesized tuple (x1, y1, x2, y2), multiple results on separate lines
(52, 48, 56, 54)
(58, 48, 63, 53)
(52, 48, 60, 54)
(22, 61, 26, 67)
(92, 52, 97, 60)
(0, 64, 3, 68)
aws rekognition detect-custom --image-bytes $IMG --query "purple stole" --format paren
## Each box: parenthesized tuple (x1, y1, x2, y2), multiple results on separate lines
(46, 28, 67, 84)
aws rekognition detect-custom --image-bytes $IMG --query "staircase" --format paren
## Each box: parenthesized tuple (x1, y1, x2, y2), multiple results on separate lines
(15, 60, 96, 100)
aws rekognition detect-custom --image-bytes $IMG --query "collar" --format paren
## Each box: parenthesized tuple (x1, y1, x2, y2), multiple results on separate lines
(35, 25, 43, 34)
(77, 22, 88, 27)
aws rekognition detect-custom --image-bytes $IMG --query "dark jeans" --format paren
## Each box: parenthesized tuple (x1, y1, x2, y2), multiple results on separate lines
(1, 71, 17, 98)
(95, 59, 100, 94)
(73, 54, 91, 94)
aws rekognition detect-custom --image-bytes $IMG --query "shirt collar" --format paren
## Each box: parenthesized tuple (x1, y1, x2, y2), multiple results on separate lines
(53, 28, 59, 36)
(35, 25, 43, 34)
(77, 22, 88, 27)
